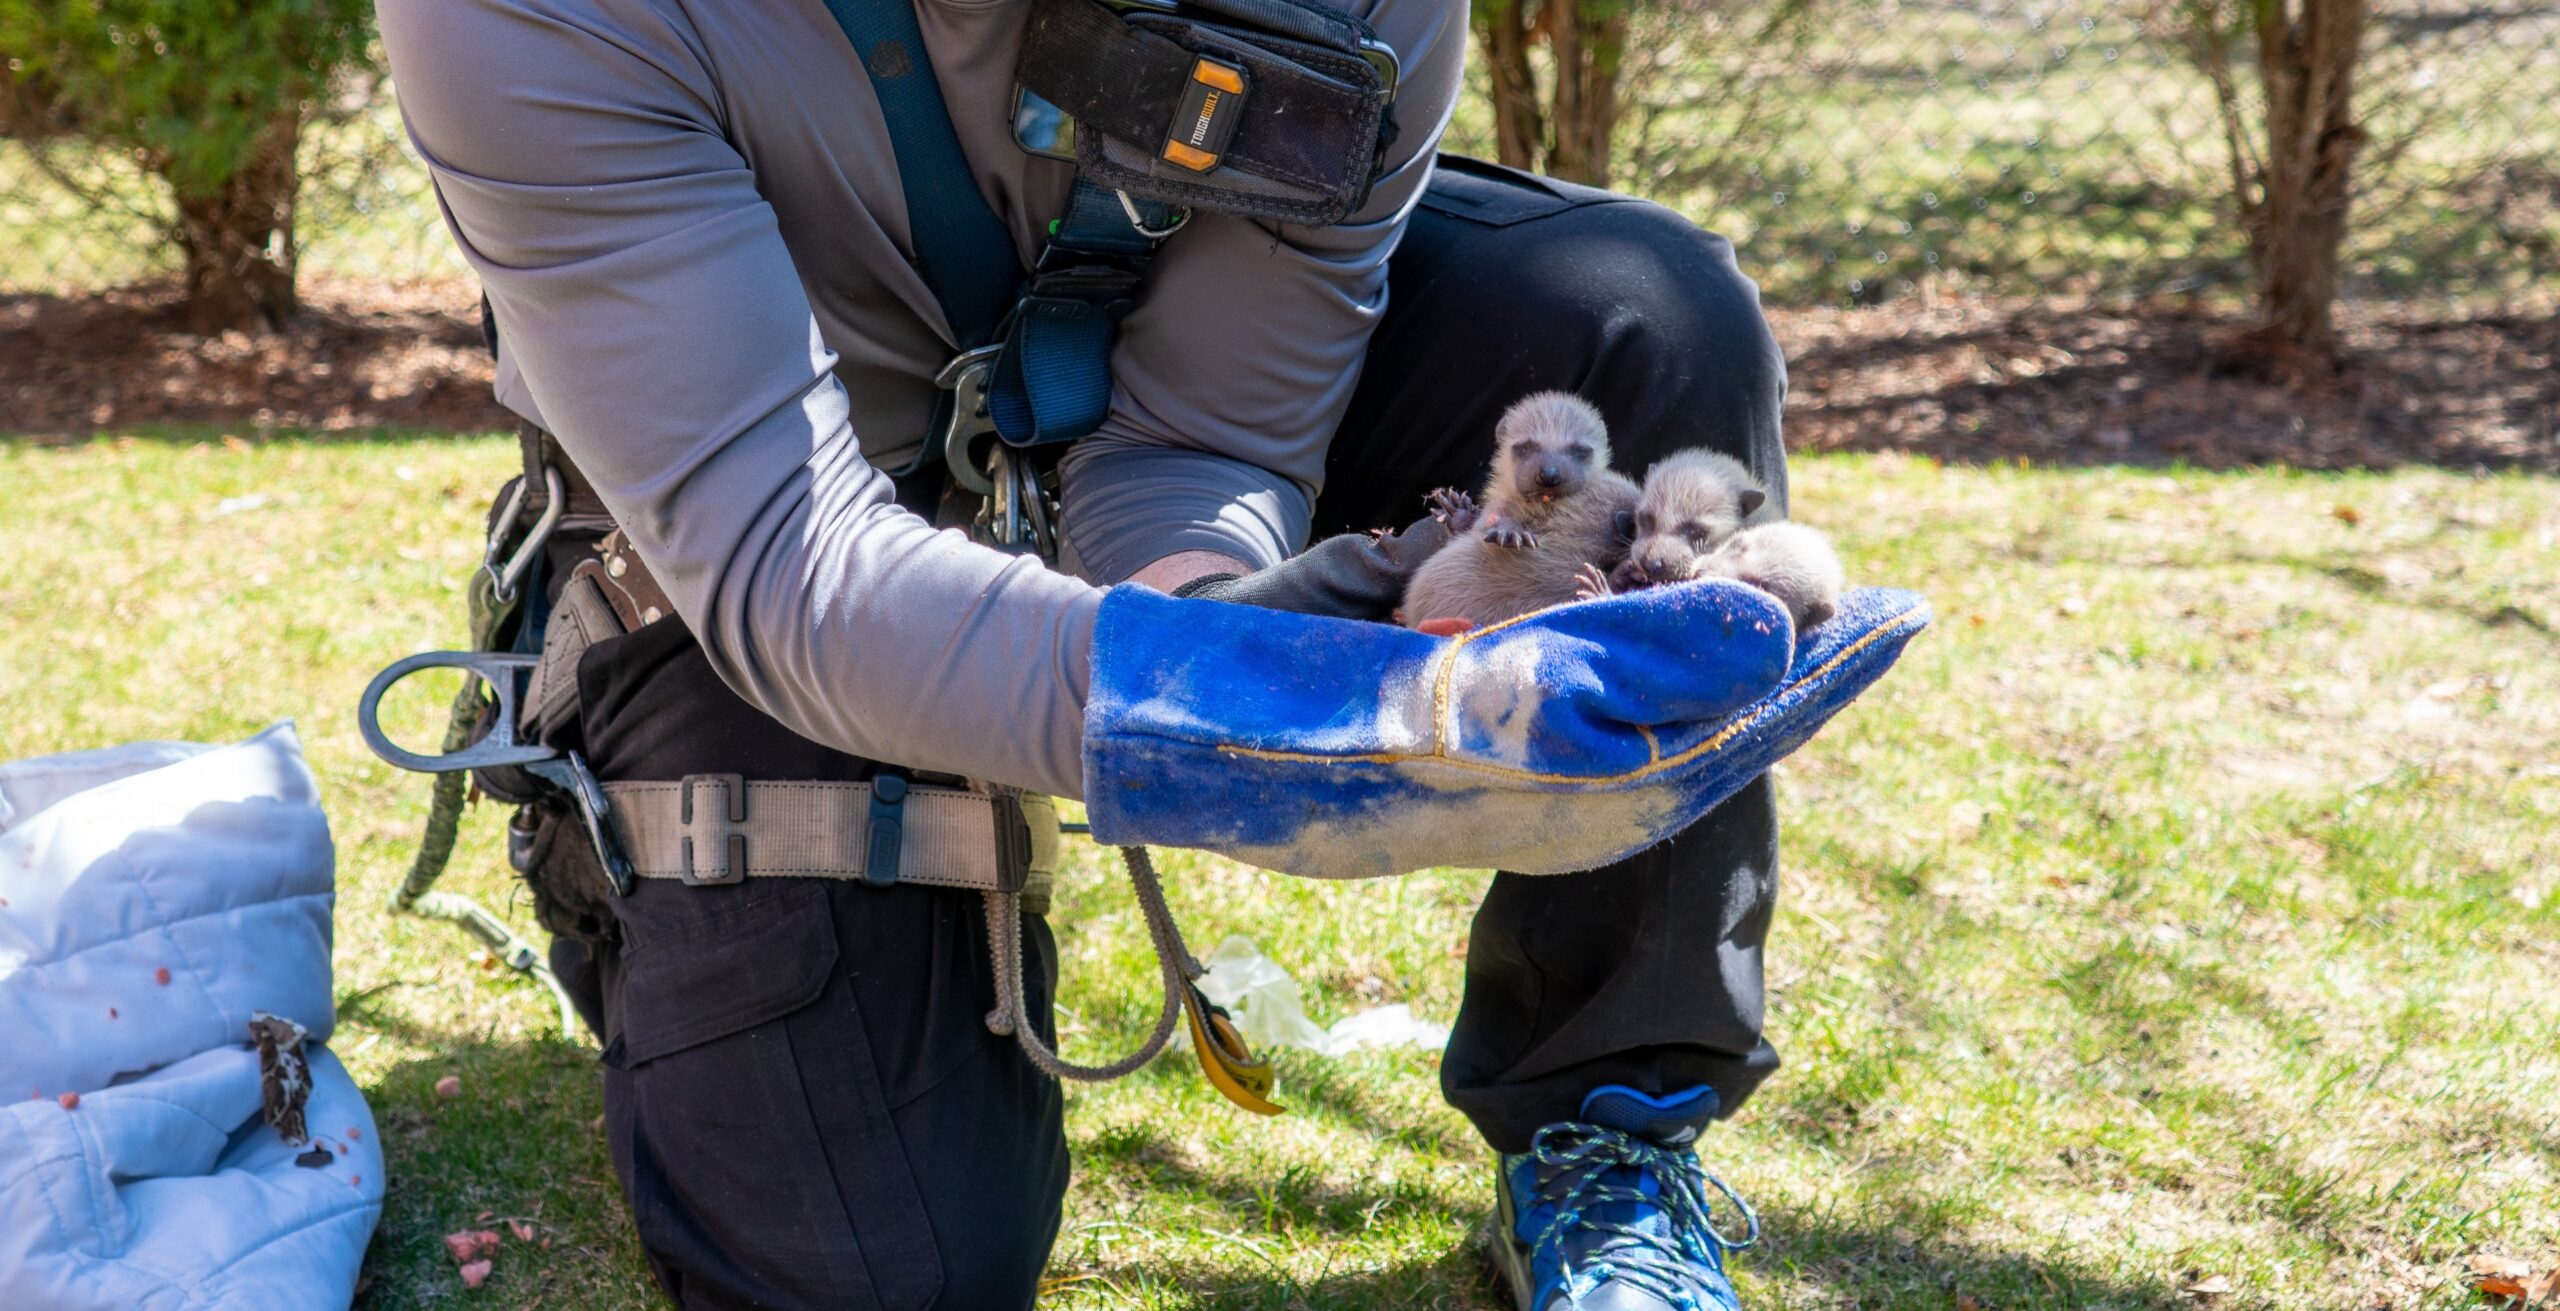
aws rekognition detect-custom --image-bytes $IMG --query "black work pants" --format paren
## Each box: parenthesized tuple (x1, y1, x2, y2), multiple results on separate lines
(557, 155, 1786, 1310)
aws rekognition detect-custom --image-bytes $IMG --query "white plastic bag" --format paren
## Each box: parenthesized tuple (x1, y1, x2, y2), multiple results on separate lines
(1193, 935, 1449, 1057)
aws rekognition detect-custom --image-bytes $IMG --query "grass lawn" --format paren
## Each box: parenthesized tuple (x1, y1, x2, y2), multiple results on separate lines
(2, 430, 2555, 1309)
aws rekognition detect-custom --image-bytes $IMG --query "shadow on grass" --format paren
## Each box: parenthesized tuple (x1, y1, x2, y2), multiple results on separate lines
(1732, 173, 2238, 309)
(342, 996, 2208, 1310)
(1077, 1057, 2195, 1309)
(1085, 1194, 2196, 1310)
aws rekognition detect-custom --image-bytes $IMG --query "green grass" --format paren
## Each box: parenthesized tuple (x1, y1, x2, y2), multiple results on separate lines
(3, 430, 2557, 1308)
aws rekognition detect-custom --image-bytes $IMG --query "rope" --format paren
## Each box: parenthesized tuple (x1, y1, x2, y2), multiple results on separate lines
(391, 702, 481, 914)
(388, 565, 584, 1036)
(391, 570, 507, 915)
(983, 845, 1205, 1082)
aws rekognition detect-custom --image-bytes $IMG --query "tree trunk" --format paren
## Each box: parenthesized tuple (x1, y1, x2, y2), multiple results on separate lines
(2238, 0, 2368, 365)
(168, 109, 303, 334)
(1544, 0, 1627, 186)
(1475, 0, 1546, 172)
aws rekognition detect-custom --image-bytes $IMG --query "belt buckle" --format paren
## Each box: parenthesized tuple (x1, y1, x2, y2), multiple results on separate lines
(677, 773, 748, 887)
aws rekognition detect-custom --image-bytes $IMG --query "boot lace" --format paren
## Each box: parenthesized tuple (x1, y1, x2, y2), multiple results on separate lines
(1526, 1121, 1762, 1304)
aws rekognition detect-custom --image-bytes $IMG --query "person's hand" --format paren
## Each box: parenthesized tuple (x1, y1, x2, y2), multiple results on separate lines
(1172, 507, 1461, 622)
(1080, 577, 1930, 878)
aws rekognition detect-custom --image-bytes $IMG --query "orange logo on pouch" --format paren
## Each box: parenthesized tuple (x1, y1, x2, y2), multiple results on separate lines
(1162, 56, 1247, 173)
(1190, 91, 1221, 146)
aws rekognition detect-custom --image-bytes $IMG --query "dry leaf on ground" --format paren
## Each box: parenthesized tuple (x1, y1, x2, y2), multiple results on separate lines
(2467, 1254, 2560, 1305)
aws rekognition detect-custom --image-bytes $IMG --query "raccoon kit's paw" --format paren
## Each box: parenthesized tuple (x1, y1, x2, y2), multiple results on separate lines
(1573, 563, 1615, 601)
(1483, 523, 1540, 551)
(1608, 557, 1659, 592)
(1425, 486, 1481, 534)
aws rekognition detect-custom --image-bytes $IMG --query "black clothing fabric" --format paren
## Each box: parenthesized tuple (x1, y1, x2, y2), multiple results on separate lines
(1326, 156, 1789, 1150)
(545, 156, 1785, 1308)
(1170, 508, 1457, 619)
(550, 619, 1068, 1310)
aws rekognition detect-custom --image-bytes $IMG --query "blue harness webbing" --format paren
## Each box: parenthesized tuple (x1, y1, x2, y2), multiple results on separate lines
(817, 0, 1181, 460)
(818, 0, 1020, 349)
(990, 180, 1184, 444)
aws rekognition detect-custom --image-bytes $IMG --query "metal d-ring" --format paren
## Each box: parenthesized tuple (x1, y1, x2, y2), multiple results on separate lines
(356, 650, 553, 774)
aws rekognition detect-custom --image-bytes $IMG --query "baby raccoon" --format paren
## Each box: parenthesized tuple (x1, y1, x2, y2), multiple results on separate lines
(1608, 449, 1770, 592)
(1399, 391, 1641, 632)
(1692, 521, 1844, 632)
(1584, 449, 1843, 632)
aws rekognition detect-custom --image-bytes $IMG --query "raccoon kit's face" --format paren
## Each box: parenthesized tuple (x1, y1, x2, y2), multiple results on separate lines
(1499, 418, 1603, 508)
(1622, 497, 1739, 584)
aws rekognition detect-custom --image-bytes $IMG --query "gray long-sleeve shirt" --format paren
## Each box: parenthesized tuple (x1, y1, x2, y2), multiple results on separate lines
(377, 0, 1464, 799)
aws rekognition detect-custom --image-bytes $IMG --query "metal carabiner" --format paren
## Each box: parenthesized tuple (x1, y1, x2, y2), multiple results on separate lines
(988, 446, 1028, 550)
(979, 445, 1061, 558)
(483, 465, 566, 604)
(1014, 446, 1058, 560)
(935, 343, 1006, 496)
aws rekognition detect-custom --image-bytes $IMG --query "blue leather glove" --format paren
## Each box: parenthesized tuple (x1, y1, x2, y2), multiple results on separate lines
(1082, 579, 1930, 878)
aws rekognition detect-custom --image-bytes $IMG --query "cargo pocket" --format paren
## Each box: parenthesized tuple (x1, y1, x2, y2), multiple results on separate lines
(608, 880, 839, 1067)
(605, 879, 946, 1311)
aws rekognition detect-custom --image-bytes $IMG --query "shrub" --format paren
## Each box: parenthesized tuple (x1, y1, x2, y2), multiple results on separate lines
(0, 0, 376, 333)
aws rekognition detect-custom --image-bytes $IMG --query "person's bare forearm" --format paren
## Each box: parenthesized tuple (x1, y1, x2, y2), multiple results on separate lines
(1130, 550, 1254, 594)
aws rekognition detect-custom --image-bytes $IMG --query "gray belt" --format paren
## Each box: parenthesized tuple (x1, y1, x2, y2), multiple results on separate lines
(523, 515, 1270, 1106)
(601, 771, 1210, 1088)
(600, 775, 1058, 912)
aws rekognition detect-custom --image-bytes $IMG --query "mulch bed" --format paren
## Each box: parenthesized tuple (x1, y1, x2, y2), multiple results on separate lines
(1781, 297, 2557, 472)
(5, 279, 2552, 472)
(1, 277, 511, 437)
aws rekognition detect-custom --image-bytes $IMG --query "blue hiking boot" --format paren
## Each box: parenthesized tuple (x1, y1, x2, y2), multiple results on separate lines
(1489, 1085, 1761, 1311)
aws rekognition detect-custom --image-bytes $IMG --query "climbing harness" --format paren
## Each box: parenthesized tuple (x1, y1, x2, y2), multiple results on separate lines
(361, 650, 1278, 1111)
(362, 429, 1287, 1103)
(364, 0, 1398, 1104)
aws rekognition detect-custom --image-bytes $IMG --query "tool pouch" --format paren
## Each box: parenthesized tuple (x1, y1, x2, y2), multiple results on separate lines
(1017, 0, 1397, 226)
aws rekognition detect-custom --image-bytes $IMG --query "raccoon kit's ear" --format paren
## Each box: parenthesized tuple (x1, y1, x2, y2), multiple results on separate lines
(1738, 488, 1768, 518)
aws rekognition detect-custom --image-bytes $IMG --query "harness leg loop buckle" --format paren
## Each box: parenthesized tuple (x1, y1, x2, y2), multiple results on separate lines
(678, 773, 748, 887)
